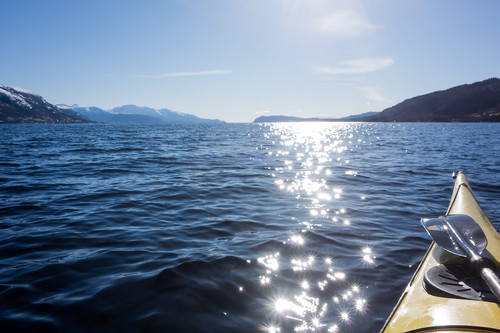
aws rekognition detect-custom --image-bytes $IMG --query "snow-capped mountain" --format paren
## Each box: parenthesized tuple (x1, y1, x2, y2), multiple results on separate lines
(1, 83, 225, 124)
(0, 85, 89, 123)
(58, 105, 113, 122)
(65, 104, 225, 124)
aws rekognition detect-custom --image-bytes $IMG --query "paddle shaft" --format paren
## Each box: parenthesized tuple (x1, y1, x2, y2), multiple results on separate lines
(481, 267, 500, 300)
(443, 218, 500, 301)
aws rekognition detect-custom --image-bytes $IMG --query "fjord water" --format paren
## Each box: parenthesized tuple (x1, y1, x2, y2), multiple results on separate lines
(1, 122, 499, 332)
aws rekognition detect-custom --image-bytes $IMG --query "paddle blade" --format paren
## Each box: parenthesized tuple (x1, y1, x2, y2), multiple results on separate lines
(421, 214, 488, 257)
(421, 216, 466, 257)
(447, 214, 488, 254)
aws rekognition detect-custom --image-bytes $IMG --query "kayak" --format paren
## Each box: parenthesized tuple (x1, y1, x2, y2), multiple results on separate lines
(380, 171, 500, 333)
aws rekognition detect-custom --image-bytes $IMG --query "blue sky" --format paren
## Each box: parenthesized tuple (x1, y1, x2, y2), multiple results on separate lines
(1, 0, 499, 122)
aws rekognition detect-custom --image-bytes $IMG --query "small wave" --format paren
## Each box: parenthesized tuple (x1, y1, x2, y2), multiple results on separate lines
(0, 123, 498, 332)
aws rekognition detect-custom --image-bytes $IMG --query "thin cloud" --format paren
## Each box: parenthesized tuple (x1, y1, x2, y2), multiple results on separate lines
(316, 57, 394, 74)
(139, 70, 233, 78)
(318, 10, 382, 38)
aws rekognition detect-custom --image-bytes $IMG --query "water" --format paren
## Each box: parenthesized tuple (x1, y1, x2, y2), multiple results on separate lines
(0, 122, 499, 332)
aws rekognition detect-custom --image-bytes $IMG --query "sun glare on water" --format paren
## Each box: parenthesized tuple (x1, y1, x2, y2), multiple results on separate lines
(256, 123, 374, 332)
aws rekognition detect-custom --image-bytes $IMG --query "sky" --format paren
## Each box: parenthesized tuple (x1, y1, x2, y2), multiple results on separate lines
(1, 0, 500, 123)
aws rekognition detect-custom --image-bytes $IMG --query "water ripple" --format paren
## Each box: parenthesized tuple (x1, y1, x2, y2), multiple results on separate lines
(0, 123, 499, 332)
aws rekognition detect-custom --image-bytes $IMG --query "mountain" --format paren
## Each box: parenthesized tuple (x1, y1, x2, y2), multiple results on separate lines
(58, 105, 112, 122)
(365, 78, 500, 122)
(65, 104, 225, 124)
(253, 112, 380, 123)
(253, 115, 307, 123)
(0, 85, 90, 123)
(253, 78, 500, 123)
(0, 84, 224, 124)
(340, 111, 380, 120)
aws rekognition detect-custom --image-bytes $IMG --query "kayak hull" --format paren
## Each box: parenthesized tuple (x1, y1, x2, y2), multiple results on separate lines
(381, 172, 500, 332)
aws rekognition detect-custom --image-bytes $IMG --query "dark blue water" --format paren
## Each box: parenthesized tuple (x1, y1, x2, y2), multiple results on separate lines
(1, 122, 499, 332)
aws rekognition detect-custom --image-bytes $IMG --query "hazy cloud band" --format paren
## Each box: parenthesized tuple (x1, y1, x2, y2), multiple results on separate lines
(317, 58, 394, 74)
(139, 70, 233, 78)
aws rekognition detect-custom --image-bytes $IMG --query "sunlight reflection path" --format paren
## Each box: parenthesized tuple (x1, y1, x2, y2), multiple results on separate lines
(256, 123, 376, 332)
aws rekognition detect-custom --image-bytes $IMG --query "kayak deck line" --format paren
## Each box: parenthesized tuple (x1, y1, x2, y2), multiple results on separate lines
(380, 172, 500, 333)
(403, 325, 500, 333)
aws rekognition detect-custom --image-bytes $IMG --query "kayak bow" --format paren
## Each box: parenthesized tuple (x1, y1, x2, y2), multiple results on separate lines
(381, 172, 500, 333)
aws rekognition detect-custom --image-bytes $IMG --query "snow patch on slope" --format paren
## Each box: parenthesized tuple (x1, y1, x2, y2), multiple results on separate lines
(0, 85, 33, 109)
(12, 87, 34, 95)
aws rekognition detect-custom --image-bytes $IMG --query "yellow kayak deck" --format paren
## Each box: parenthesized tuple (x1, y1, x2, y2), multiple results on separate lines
(381, 172, 500, 332)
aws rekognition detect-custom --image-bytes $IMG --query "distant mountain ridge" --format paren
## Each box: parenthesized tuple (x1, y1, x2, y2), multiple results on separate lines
(253, 115, 307, 123)
(0, 83, 225, 124)
(365, 78, 500, 122)
(0, 85, 89, 123)
(60, 104, 225, 124)
(254, 78, 500, 123)
(253, 111, 380, 123)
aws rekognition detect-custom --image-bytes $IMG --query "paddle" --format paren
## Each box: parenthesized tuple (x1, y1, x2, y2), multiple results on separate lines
(421, 214, 500, 301)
